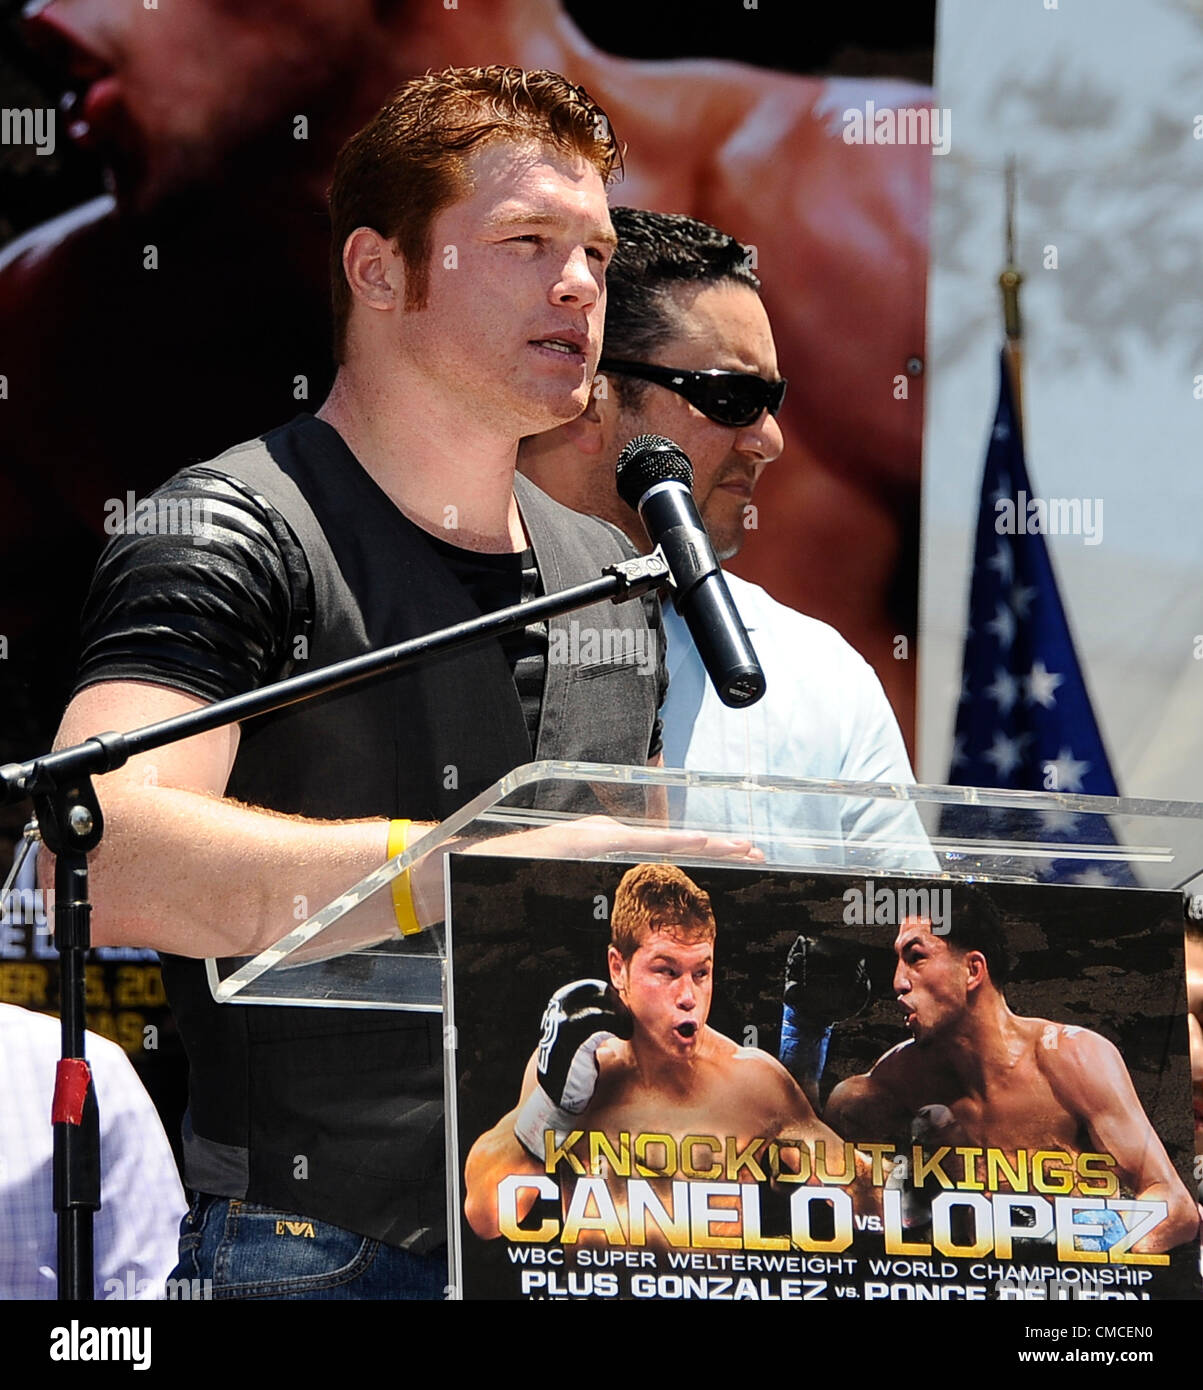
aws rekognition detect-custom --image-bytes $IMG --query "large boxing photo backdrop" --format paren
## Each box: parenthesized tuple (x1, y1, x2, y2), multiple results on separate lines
(446, 855, 1199, 1301)
(0, 0, 935, 1164)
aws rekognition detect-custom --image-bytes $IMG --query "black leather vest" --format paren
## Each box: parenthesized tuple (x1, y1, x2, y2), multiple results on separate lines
(161, 415, 658, 1248)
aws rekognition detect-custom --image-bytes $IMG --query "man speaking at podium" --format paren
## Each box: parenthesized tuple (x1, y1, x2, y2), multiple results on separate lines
(47, 68, 755, 1300)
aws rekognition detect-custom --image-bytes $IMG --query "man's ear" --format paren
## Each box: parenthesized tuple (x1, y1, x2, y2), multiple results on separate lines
(964, 950, 989, 993)
(608, 944, 626, 993)
(342, 227, 403, 312)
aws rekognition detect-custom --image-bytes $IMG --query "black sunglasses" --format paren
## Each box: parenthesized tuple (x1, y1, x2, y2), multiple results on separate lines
(597, 358, 787, 428)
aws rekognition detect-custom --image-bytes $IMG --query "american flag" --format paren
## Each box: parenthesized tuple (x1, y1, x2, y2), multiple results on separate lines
(947, 350, 1127, 884)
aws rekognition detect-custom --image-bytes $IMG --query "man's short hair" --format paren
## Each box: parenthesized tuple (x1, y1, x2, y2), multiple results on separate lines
(943, 884, 1011, 987)
(328, 65, 621, 361)
(610, 863, 715, 959)
(603, 207, 761, 408)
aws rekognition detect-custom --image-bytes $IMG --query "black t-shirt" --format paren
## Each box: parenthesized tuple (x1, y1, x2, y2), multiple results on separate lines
(422, 530, 546, 750)
(75, 467, 664, 756)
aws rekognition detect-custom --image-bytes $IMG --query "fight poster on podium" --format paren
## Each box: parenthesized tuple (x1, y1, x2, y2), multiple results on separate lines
(445, 855, 1200, 1302)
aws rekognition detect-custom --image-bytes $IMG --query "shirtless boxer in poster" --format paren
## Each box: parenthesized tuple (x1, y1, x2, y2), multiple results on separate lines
(825, 893, 1199, 1255)
(464, 863, 869, 1243)
(5, 0, 930, 763)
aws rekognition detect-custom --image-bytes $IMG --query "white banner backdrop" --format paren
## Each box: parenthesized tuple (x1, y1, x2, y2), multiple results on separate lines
(920, 0, 1203, 801)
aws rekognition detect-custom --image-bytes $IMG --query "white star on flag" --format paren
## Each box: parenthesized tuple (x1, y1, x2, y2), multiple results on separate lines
(1038, 807, 1083, 835)
(986, 542, 1014, 586)
(986, 602, 1016, 651)
(1010, 583, 1038, 619)
(1069, 867, 1116, 888)
(984, 730, 1028, 778)
(985, 667, 1020, 714)
(1043, 747, 1091, 793)
(1025, 659, 1064, 708)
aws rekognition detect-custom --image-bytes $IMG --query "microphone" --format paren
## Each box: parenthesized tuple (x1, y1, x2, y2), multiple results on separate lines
(616, 434, 765, 708)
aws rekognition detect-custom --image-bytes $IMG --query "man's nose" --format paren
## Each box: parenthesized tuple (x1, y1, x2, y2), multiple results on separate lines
(676, 978, 696, 1010)
(893, 961, 910, 995)
(551, 246, 599, 308)
(734, 407, 785, 467)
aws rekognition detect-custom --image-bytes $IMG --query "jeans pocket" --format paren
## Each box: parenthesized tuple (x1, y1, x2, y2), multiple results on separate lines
(195, 1200, 377, 1298)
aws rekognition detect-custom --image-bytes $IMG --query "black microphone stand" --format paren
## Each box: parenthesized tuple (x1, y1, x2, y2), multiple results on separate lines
(0, 552, 670, 1301)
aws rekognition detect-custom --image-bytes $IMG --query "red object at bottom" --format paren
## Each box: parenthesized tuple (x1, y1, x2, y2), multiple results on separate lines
(51, 1058, 92, 1125)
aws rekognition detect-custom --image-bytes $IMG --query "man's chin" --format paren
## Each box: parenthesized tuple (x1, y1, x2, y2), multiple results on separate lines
(521, 390, 592, 437)
(113, 135, 280, 221)
(908, 1020, 950, 1048)
(699, 514, 745, 563)
(107, 156, 198, 222)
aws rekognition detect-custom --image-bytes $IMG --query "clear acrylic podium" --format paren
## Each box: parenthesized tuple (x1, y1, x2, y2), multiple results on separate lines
(202, 762, 1203, 1301)
(205, 759, 1203, 1012)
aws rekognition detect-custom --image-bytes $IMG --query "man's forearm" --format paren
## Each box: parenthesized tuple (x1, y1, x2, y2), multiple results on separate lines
(42, 684, 410, 958)
(51, 784, 397, 958)
(464, 1115, 544, 1241)
(1135, 1178, 1201, 1253)
(44, 681, 760, 960)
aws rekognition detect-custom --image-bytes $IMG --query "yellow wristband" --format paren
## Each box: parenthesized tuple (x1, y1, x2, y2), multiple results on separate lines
(387, 818, 421, 937)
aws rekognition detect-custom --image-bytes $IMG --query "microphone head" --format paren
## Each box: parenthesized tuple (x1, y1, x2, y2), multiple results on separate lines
(615, 434, 693, 510)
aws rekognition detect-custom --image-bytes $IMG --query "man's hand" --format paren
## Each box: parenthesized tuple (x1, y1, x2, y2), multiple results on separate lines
(514, 979, 632, 1159)
(783, 934, 871, 1026)
(779, 934, 871, 1107)
(473, 814, 765, 865)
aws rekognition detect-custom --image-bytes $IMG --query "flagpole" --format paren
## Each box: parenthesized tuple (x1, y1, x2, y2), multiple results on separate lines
(999, 155, 1026, 442)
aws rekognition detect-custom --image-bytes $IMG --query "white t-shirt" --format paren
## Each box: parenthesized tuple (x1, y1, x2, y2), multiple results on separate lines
(659, 572, 934, 869)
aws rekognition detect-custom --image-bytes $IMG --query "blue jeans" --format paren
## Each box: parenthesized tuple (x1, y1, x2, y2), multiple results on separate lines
(172, 1193, 448, 1300)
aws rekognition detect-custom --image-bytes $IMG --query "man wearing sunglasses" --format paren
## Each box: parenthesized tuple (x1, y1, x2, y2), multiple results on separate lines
(521, 208, 925, 869)
(523, 209, 933, 1113)
(522, 207, 787, 565)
